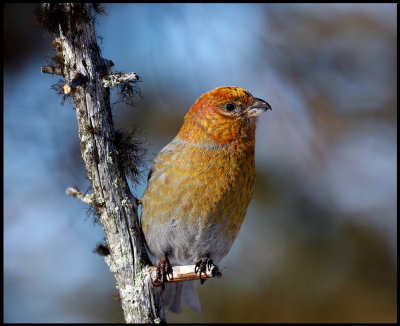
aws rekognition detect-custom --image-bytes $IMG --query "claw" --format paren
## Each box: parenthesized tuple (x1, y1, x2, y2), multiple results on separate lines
(152, 255, 173, 290)
(194, 257, 221, 284)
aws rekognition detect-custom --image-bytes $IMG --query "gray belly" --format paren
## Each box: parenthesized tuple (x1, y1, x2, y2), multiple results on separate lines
(144, 216, 233, 266)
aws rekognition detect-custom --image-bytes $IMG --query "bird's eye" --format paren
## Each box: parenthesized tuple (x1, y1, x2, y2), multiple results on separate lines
(225, 103, 235, 111)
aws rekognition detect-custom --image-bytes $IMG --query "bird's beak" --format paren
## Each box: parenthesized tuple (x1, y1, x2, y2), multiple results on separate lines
(246, 97, 272, 117)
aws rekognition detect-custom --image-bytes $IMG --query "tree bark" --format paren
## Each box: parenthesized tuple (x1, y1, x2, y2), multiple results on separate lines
(36, 3, 165, 323)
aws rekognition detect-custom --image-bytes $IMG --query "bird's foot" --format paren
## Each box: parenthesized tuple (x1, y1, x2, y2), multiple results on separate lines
(152, 255, 173, 290)
(195, 257, 222, 284)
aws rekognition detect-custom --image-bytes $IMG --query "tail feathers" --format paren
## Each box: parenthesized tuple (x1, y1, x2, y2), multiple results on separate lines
(162, 281, 201, 314)
(183, 281, 201, 313)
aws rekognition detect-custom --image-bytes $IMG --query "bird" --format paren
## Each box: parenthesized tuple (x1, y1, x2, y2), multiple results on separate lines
(140, 86, 271, 313)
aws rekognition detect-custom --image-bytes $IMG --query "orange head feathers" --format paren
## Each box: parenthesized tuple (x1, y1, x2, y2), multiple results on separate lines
(177, 86, 271, 145)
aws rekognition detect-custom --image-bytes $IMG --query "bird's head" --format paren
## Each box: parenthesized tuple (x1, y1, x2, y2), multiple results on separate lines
(177, 86, 271, 146)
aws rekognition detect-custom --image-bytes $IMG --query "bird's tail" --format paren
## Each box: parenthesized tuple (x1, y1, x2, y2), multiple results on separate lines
(162, 281, 201, 314)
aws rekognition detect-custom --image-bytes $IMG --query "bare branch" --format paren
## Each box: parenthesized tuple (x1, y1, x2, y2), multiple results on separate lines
(102, 72, 139, 88)
(149, 265, 222, 286)
(36, 3, 164, 323)
(66, 186, 94, 204)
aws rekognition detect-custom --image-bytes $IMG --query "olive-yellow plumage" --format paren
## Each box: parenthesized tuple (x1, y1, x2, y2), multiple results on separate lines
(140, 86, 271, 313)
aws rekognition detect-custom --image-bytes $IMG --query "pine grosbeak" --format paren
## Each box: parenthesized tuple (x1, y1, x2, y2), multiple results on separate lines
(140, 86, 271, 313)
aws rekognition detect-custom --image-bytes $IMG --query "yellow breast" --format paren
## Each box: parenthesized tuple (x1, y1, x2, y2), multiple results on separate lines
(141, 136, 255, 245)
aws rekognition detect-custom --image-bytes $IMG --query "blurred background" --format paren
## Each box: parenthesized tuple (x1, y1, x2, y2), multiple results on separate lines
(4, 3, 397, 323)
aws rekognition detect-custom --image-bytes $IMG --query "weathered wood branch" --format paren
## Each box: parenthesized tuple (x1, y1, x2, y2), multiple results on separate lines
(61, 72, 139, 94)
(102, 72, 139, 88)
(66, 186, 93, 204)
(36, 3, 163, 323)
(149, 265, 221, 285)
